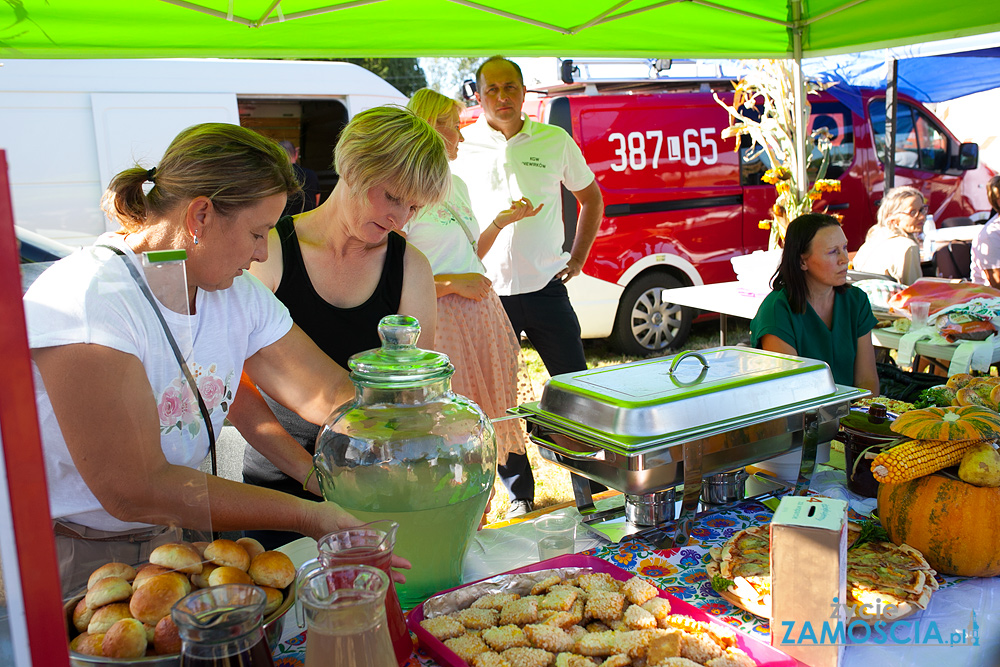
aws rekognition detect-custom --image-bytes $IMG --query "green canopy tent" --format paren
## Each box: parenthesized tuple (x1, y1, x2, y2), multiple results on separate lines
(2, 0, 999, 59)
(4, 0, 999, 187)
(2, 3, 1000, 666)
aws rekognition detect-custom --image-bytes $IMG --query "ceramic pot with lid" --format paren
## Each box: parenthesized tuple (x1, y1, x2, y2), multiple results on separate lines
(837, 404, 900, 498)
(313, 315, 496, 609)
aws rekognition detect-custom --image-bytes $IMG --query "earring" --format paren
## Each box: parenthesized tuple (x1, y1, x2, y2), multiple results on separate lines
(193, 235, 199, 246)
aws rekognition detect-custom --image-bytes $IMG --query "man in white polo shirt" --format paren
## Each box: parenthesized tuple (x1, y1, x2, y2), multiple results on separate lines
(453, 56, 604, 517)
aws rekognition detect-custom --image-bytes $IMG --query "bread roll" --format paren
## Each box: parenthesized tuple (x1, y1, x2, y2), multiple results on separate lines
(103, 618, 147, 659)
(133, 564, 172, 591)
(190, 541, 210, 557)
(204, 539, 251, 571)
(235, 537, 266, 560)
(150, 543, 203, 574)
(259, 586, 284, 616)
(72, 597, 95, 633)
(208, 565, 253, 587)
(88, 602, 133, 634)
(190, 562, 218, 589)
(249, 551, 295, 589)
(87, 562, 137, 589)
(129, 573, 189, 625)
(85, 576, 133, 609)
(143, 622, 156, 645)
(154, 615, 183, 656)
(71, 632, 105, 657)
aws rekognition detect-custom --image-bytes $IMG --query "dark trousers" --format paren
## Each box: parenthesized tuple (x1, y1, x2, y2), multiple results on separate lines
(499, 279, 588, 502)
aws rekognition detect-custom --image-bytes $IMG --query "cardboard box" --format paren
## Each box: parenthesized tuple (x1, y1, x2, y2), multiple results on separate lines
(770, 496, 847, 667)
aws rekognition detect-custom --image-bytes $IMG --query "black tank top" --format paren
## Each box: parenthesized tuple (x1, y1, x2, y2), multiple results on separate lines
(272, 214, 405, 369)
(242, 215, 406, 495)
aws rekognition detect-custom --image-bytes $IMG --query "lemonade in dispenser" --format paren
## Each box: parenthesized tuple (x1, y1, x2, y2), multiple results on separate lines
(313, 315, 497, 608)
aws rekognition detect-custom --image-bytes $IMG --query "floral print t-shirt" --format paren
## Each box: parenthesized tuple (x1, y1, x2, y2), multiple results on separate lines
(24, 234, 292, 532)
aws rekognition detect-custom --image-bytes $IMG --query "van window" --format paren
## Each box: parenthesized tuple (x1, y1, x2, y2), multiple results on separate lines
(869, 99, 950, 172)
(741, 100, 854, 185)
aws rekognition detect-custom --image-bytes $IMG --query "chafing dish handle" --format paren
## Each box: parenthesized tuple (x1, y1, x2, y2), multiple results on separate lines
(668, 350, 709, 373)
(527, 433, 606, 461)
(667, 350, 710, 387)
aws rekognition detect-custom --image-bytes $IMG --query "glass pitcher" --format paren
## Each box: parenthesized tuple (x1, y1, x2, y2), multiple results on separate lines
(296, 561, 395, 667)
(172, 584, 274, 667)
(313, 315, 497, 608)
(317, 521, 410, 665)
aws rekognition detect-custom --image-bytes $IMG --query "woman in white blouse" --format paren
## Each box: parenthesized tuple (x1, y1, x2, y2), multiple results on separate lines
(852, 186, 926, 285)
(405, 88, 541, 468)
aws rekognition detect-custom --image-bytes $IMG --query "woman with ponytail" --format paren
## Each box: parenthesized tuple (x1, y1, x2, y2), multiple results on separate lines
(23, 123, 398, 593)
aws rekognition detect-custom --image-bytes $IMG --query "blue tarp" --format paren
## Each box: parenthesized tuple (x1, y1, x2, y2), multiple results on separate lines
(805, 46, 1000, 115)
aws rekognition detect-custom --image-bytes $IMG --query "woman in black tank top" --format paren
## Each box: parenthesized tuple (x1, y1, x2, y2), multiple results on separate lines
(227, 106, 451, 549)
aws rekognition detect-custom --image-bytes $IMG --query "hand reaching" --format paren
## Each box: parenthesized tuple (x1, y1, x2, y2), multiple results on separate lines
(309, 500, 412, 583)
(494, 197, 544, 230)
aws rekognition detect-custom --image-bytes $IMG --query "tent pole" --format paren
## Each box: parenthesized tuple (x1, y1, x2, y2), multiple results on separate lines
(791, 7, 808, 201)
(885, 57, 898, 190)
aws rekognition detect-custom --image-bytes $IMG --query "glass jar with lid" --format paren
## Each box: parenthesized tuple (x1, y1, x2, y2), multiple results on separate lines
(313, 315, 496, 608)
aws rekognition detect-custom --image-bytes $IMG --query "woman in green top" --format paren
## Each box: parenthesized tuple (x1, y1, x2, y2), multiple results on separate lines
(750, 213, 880, 395)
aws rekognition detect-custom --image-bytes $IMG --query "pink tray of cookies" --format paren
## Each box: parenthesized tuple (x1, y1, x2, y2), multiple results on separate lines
(406, 553, 796, 666)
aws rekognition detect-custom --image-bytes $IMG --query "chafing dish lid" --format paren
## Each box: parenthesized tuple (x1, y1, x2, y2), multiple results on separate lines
(532, 347, 837, 441)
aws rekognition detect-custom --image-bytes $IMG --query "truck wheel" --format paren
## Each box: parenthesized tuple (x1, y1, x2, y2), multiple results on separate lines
(612, 273, 693, 355)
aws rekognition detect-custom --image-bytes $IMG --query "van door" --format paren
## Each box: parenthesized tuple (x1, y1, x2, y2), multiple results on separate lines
(867, 98, 969, 223)
(739, 98, 866, 249)
(91, 93, 238, 232)
(574, 92, 744, 289)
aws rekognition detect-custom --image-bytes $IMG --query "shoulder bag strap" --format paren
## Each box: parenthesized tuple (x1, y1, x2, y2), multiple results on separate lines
(98, 244, 218, 477)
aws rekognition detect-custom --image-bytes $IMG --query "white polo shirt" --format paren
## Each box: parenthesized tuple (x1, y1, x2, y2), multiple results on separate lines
(452, 114, 596, 296)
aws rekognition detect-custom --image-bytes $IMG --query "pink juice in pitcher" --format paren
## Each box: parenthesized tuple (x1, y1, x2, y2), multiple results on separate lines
(317, 521, 410, 664)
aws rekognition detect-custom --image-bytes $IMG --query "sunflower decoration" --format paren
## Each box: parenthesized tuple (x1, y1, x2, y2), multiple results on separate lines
(715, 61, 841, 249)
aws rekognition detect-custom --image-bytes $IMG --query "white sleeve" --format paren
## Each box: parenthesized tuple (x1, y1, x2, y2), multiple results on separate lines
(561, 132, 596, 193)
(232, 273, 294, 358)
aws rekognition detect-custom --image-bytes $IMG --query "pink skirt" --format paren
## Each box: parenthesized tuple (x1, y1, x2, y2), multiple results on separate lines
(435, 291, 535, 465)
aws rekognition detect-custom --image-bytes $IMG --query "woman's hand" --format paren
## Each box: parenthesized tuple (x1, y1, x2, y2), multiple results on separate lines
(306, 501, 411, 583)
(494, 197, 543, 230)
(439, 273, 493, 301)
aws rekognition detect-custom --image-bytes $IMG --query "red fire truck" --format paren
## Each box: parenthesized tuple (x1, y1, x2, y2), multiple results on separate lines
(462, 78, 989, 353)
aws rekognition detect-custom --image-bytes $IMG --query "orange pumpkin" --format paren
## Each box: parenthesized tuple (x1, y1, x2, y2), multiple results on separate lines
(890, 405, 1000, 441)
(878, 474, 1000, 577)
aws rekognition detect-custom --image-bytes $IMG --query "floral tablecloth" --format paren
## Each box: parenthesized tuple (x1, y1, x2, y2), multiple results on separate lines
(271, 497, 966, 666)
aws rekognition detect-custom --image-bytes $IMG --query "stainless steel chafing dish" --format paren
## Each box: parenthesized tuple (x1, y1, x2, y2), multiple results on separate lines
(511, 347, 868, 546)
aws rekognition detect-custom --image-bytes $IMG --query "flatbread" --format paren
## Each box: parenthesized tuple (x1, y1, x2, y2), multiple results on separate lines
(709, 523, 936, 625)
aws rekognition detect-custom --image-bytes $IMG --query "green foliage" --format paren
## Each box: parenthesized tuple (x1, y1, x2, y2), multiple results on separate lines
(913, 386, 957, 409)
(850, 520, 891, 550)
(711, 574, 735, 593)
(340, 58, 428, 95)
(421, 57, 487, 100)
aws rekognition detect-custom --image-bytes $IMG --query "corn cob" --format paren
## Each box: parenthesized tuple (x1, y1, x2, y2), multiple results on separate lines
(871, 438, 988, 483)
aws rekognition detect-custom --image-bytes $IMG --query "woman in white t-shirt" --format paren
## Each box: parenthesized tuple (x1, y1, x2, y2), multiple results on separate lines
(405, 89, 542, 467)
(852, 186, 926, 285)
(970, 175, 1000, 286)
(24, 123, 388, 591)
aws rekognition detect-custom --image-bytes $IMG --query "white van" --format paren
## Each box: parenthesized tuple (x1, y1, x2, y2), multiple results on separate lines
(0, 59, 407, 246)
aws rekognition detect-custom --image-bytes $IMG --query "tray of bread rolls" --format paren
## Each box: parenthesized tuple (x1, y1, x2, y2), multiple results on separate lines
(65, 538, 296, 665)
